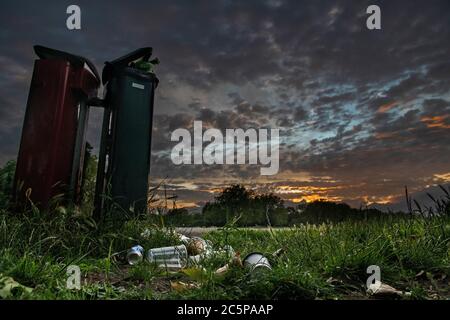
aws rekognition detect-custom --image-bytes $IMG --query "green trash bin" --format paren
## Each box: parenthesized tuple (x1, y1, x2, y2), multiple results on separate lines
(95, 48, 159, 217)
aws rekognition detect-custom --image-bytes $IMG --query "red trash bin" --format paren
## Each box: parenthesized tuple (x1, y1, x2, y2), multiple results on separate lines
(14, 45, 100, 208)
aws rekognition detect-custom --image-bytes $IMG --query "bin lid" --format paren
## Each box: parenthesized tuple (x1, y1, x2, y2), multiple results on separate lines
(102, 47, 154, 85)
(34, 45, 100, 83)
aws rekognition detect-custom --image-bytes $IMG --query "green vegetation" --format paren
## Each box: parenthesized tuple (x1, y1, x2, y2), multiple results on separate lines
(157, 184, 434, 227)
(0, 161, 449, 300)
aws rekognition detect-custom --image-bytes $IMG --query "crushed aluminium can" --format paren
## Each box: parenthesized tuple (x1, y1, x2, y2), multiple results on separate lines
(243, 252, 272, 272)
(147, 244, 188, 270)
(126, 245, 144, 265)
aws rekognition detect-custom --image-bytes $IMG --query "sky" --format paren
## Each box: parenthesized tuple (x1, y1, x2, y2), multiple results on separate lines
(0, 0, 449, 211)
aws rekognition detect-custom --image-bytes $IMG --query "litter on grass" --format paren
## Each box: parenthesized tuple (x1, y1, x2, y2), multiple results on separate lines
(125, 231, 276, 278)
(126, 245, 144, 265)
(366, 281, 412, 297)
(243, 252, 272, 272)
(126, 232, 226, 270)
(147, 244, 188, 270)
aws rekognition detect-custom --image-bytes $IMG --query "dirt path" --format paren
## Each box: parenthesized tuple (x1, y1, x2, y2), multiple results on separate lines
(175, 226, 286, 237)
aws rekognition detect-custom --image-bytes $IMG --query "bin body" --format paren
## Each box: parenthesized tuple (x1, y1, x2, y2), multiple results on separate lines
(107, 68, 157, 212)
(14, 52, 99, 207)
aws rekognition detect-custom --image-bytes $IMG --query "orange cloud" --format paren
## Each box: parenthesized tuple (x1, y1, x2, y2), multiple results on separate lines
(362, 195, 397, 205)
(377, 102, 398, 113)
(421, 115, 450, 129)
(276, 185, 345, 203)
(433, 172, 450, 182)
(275, 185, 344, 194)
(291, 194, 343, 203)
(375, 132, 396, 139)
(175, 201, 200, 208)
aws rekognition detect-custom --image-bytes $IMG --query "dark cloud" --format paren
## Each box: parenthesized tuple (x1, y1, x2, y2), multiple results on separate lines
(0, 0, 449, 208)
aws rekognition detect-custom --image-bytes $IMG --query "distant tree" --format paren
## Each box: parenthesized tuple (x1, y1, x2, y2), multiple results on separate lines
(254, 193, 284, 210)
(0, 160, 16, 207)
(166, 207, 189, 216)
(296, 200, 308, 212)
(215, 184, 253, 207)
(201, 201, 227, 226)
(214, 184, 253, 223)
(302, 201, 357, 222)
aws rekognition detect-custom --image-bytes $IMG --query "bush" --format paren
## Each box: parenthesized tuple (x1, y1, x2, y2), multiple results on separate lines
(0, 160, 15, 207)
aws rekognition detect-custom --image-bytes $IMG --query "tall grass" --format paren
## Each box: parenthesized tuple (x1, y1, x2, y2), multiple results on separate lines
(0, 160, 449, 299)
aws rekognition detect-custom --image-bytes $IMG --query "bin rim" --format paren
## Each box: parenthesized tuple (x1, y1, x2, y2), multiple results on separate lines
(102, 47, 154, 85)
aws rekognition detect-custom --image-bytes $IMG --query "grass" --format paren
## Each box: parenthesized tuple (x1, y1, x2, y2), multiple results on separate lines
(0, 206, 449, 300)
(0, 158, 449, 300)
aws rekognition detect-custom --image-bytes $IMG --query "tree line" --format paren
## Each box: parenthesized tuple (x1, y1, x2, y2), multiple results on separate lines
(158, 184, 406, 227)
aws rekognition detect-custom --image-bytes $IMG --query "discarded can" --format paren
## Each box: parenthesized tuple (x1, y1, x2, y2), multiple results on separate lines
(243, 252, 272, 272)
(126, 245, 144, 265)
(147, 244, 188, 270)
